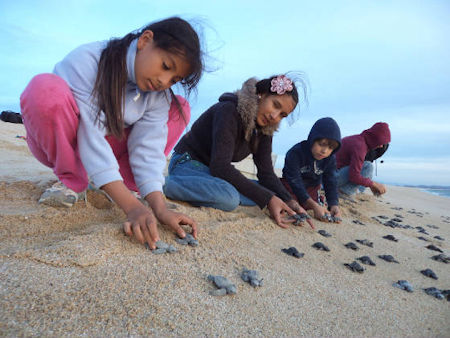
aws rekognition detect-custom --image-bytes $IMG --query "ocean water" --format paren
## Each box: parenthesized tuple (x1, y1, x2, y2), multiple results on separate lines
(420, 188, 450, 199)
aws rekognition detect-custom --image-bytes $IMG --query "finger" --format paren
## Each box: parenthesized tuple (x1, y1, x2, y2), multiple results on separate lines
(307, 218, 315, 230)
(182, 216, 198, 239)
(145, 218, 160, 245)
(283, 204, 296, 216)
(132, 223, 146, 244)
(140, 223, 155, 249)
(123, 221, 133, 237)
(274, 212, 289, 229)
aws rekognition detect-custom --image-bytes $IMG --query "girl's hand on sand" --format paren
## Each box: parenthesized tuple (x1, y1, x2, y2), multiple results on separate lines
(267, 196, 296, 228)
(156, 209, 198, 239)
(370, 181, 386, 196)
(330, 205, 342, 223)
(286, 199, 315, 229)
(312, 204, 328, 221)
(123, 205, 160, 249)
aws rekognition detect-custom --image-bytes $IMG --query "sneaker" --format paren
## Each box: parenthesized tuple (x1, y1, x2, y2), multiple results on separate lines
(38, 182, 82, 208)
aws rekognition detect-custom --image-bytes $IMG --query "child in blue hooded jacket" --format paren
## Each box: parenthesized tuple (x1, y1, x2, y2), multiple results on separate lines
(281, 117, 342, 222)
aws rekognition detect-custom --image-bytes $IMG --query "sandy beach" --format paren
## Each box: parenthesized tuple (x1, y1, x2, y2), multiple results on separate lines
(1, 121, 449, 337)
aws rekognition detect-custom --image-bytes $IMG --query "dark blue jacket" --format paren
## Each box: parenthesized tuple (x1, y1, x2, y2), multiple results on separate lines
(282, 117, 341, 206)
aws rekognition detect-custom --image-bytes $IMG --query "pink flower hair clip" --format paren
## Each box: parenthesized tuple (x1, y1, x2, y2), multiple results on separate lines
(270, 75, 293, 95)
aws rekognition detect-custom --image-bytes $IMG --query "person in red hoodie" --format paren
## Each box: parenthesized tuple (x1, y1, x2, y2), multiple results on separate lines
(335, 122, 391, 197)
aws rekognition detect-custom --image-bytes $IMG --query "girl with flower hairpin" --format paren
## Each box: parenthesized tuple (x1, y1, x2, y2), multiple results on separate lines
(164, 75, 315, 228)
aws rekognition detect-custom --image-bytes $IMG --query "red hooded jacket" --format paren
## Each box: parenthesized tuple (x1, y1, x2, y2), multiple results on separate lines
(336, 122, 391, 187)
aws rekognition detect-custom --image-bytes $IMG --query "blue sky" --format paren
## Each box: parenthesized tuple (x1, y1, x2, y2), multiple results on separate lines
(1, 0, 449, 186)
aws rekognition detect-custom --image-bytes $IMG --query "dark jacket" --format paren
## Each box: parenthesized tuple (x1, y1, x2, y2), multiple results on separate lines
(282, 117, 341, 207)
(174, 78, 291, 208)
(336, 122, 391, 187)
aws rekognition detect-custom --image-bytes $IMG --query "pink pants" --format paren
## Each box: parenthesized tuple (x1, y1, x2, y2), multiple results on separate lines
(20, 73, 190, 193)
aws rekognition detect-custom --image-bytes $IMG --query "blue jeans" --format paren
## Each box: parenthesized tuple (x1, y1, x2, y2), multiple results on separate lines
(163, 153, 257, 211)
(337, 161, 373, 195)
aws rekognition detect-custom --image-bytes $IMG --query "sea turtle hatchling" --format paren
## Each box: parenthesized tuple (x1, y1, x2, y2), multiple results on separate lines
(356, 239, 373, 248)
(430, 253, 450, 264)
(393, 280, 413, 292)
(425, 244, 443, 253)
(288, 213, 312, 226)
(207, 275, 237, 296)
(378, 255, 399, 263)
(241, 269, 263, 287)
(282, 247, 304, 258)
(175, 233, 199, 247)
(318, 230, 332, 237)
(344, 261, 365, 273)
(147, 240, 177, 254)
(420, 268, 438, 280)
(312, 242, 330, 252)
(344, 242, 359, 250)
(423, 287, 445, 300)
(357, 256, 376, 266)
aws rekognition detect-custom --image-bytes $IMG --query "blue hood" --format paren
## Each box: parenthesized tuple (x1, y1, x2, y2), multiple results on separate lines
(307, 117, 341, 154)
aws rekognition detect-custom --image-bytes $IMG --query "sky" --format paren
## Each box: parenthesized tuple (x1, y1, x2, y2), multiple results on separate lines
(1, 0, 449, 186)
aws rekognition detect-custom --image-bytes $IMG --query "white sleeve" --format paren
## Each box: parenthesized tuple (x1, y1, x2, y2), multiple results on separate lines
(76, 100, 123, 188)
(127, 94, 170, 197)
(53, 42, 122, 188)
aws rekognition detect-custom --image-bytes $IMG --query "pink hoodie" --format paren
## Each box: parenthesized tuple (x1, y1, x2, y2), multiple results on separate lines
(336, 122, 391, 187)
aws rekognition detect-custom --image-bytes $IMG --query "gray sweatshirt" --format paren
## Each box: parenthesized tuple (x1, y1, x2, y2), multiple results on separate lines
(53, 39, 170, 197)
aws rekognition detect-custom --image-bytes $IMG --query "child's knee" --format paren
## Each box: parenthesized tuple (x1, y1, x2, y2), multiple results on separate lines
(21, 73, 76, 120)
(361, 161, 374, 178)
(213, 187, 240, 211)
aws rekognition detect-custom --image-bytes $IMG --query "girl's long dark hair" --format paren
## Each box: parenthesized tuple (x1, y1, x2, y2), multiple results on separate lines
(93, 17, 203, 138)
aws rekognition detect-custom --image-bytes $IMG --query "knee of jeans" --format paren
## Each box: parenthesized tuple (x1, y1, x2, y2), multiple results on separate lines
(214, 187, 240, 211)
(361, 161, 374, 178)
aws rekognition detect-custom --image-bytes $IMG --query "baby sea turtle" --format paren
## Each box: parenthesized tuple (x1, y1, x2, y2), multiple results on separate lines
(312, 242, 330, 252)
(357, 256, 376, 266)
(391, 218, 403, 222)
(426, 224, 439, 229)
(344, 242, 359, 250)
(321, 214, 342, 223)
(383, 235, 398, 242)
(207, 275, 236, 296)
(282, 247, 304, 258)
(344, 261, 365, 273)
(393, 280, 413, 292)
(288, 213, 311, 226)
(420, 268, 438, 280)
(378, 215, 389, 219)
(378, 255, 399, 263)
(423, 287, 445, 300)
(431, 253, 450, 264)
(356, 239, 373, 248)
(417, 236, 429, 242)
(425, 244, 443, 253)
(175, 233, 199, 247)
(147, 240, 177, 254)
(434, 236, 444, 241)
(241, 269, 263, 287)
(352, 220, 365, 225)
(318, 230, 332, 237)
(384, 220, 401, 228)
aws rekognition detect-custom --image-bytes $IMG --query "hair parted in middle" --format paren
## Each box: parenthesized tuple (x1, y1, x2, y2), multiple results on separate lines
(92, 16, 204, 138)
